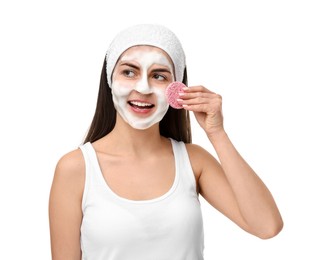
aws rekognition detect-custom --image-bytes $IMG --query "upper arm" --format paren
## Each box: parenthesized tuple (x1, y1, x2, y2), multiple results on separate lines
(186, 144, 250, 232)
(49, 149, 85, 260)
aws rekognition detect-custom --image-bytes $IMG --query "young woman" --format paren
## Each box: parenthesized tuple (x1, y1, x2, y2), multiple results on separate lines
(49, 24, 283, 260)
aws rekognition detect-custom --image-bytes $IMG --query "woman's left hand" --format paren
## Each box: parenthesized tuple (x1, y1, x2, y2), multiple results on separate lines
(178, 85, 224, 137)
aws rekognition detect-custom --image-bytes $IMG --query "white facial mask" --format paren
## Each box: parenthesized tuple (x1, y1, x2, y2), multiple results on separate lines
(111, 50, 174, 130)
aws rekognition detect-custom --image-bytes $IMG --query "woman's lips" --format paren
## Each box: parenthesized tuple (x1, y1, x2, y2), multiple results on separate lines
(128, 100, 155, 114)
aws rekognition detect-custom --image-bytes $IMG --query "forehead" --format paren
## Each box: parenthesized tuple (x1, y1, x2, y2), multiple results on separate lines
(118, 45, 173, 65)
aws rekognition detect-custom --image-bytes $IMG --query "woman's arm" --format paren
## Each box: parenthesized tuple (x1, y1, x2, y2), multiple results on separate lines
(49, 149, 85, 259)
(180, 86, 283, 239)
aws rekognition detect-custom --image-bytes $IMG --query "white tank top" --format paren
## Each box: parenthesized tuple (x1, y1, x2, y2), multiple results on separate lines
(79, 138, 204, 260)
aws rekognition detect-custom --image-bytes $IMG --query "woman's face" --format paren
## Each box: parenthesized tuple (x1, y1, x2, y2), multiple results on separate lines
(111, 45, 174, 130)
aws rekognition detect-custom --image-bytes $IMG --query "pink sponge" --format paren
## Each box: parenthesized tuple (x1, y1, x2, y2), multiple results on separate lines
(165, 82, 187, 109)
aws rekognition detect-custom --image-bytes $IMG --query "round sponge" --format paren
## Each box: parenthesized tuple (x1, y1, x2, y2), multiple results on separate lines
(165, 82, 187, 109)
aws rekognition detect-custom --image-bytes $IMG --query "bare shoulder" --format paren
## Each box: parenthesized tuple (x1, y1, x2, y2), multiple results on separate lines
(49, 148, 85, 258)
(185, 143, 221, 177)
(55, 148, 85, 174)
(52, 148, 85, 196)
(185, 143, 216, 163)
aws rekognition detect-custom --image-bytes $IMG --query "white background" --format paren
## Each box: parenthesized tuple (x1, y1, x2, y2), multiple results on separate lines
(1, 0, 313, 259)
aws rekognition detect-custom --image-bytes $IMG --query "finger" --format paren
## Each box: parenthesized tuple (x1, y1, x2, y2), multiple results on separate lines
(181, 101, 222, 112)
(179, 96, 222, 111)
(183, 85, 216, 94)
(178, 96, 210, 106)
(179, 91, 216, 100)
(179, 93, 222, 106)
(182, 103, 213, 112)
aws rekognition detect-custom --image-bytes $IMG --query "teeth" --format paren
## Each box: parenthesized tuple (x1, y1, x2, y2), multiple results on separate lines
(130, 101, 153, 107)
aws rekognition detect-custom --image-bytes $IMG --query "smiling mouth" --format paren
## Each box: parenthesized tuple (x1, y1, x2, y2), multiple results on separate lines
(128, 101, 155, 109)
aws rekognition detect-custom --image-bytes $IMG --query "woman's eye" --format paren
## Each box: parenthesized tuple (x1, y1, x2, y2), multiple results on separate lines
(153, 74, 166, 81)
(122, 70, 135, 78)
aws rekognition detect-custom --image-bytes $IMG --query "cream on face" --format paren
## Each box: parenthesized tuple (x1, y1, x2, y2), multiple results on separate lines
(111, 48, 174, 130)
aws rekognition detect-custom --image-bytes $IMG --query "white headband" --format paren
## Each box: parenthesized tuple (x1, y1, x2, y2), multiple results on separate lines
(106, 24, 186, 87)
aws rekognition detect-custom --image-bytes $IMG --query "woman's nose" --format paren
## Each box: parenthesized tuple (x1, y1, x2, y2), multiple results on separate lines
(134, 78, 153, 94)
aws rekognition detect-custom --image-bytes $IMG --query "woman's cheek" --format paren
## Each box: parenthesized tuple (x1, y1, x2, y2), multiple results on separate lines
(112, 81, 133, 97)
(153, 86, 168, 108)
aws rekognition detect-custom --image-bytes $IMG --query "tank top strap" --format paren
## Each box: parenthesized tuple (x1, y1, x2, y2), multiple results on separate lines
(79, 142, 104, 209)
(170, 139, 197, 192)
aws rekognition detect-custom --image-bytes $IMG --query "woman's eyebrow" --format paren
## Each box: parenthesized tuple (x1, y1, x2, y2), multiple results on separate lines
(119, 62, 140, 70)
(151, 68, 172, 74)
(119, 62, 171, 74)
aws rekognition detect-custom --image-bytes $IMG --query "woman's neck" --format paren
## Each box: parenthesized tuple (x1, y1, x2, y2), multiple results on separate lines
(95, 115, 167, 157)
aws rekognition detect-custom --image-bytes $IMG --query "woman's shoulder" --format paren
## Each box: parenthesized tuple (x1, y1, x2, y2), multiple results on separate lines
(54, 147, 85, 183)
(185, 142, 218, 172)
(185, 142, 210, 157)
(50, 148, 85, 227)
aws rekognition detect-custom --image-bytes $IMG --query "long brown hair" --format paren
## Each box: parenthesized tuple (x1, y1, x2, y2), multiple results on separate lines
(83, 58, 192, 144)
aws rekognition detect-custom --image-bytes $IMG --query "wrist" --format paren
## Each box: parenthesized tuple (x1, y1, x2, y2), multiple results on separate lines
(206, 128, 228, 144)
